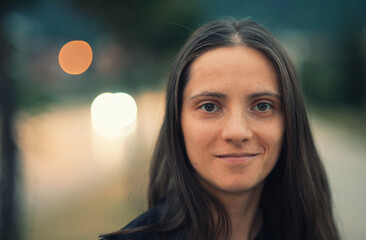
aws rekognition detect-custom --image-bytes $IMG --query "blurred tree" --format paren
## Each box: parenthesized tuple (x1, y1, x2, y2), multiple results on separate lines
(301, 57, 342, 106)
(337, 10, 366, 107)
(0, 1, 34, 240)
(299, 3, 366, 108)
(73, 0, 200, 53)
(71, 0, 203, 87)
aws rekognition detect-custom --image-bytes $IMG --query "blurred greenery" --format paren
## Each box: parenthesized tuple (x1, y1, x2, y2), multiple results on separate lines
(0, 0, 363, 112)
(1, 0, 365, 111)
(309, 106, 366, 137)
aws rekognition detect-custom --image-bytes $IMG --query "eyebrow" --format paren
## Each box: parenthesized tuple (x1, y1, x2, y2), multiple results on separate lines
(189, 91, 281, 101)
(247, 92, 281, 100)
(189, 92, 226, 100)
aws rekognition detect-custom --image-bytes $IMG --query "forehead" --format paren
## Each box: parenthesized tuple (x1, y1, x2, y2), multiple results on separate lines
(186, 46, 279, 95)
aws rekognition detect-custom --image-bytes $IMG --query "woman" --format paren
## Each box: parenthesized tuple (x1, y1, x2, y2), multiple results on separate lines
(100, 18, 340, 240)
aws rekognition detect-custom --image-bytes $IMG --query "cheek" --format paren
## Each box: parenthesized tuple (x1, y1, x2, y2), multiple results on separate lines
(181, 119, 217, 162)
(255, 118, 284, 152)
(265, 121, 284, 154)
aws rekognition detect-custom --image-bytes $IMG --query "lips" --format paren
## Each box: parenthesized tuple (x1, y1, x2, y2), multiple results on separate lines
(216, 153, 259, 158)
(215, 153, 259, 164)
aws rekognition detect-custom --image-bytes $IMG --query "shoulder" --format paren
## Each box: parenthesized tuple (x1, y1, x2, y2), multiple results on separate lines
(123, 206, 161, 230)
(255, 224, 277, 240)
(101, 206, 161, 240)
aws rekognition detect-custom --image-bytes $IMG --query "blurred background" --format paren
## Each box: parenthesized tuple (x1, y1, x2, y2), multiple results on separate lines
(0, 0, 365, 239)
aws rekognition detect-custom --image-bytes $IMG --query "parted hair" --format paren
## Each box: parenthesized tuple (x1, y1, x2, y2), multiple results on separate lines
(102, 18, 340, 240)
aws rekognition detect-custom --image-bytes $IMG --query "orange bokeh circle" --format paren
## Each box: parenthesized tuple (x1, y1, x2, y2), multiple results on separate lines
(58, 40, 93, 75)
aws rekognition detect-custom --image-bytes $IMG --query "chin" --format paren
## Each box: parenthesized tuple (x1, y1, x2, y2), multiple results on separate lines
(219, 185, 255, 194)
(210, 180, 263, 195)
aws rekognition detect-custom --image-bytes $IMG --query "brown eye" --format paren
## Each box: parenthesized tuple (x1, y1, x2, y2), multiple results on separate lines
(200, 103, 218, 112)
(254, 103, 272, 112)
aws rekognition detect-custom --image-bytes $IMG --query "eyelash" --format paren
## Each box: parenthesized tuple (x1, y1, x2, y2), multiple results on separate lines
(252, 102, 273, 112)
(199, 103, 219, 113)
(199, 102, 273, 113)
(198, 102, 273, 113)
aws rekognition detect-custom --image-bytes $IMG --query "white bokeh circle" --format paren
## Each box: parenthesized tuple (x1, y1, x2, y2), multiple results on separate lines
(91, 92, 137, 137)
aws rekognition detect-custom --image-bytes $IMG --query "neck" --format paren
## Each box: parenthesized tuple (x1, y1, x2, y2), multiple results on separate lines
(206, 183, 264, 240)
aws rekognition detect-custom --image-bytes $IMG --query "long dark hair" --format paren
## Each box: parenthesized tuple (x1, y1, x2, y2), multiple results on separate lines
(103, 18, 340, 240)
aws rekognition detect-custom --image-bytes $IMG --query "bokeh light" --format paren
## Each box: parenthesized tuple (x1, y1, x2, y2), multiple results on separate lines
(91, 92, 137, 138)
(58, 40, 93, 75)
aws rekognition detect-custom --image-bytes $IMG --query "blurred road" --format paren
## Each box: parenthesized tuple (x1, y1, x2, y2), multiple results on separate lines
(311, 117, 366, 240)
(16, 93, 365, 240)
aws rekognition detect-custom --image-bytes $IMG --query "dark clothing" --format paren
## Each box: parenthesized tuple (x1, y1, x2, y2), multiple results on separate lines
(102, 204, 274, 240)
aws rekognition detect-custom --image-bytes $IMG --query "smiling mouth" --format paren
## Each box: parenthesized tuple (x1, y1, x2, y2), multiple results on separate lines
(216, 153, 259, 158)
(215, 153, 259, 164)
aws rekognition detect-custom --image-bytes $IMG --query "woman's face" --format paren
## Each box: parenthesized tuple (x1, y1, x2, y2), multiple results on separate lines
(181, 46, 284, 195)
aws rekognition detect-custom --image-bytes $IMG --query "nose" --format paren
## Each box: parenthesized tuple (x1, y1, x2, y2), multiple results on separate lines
(221, 111, 253, 144)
